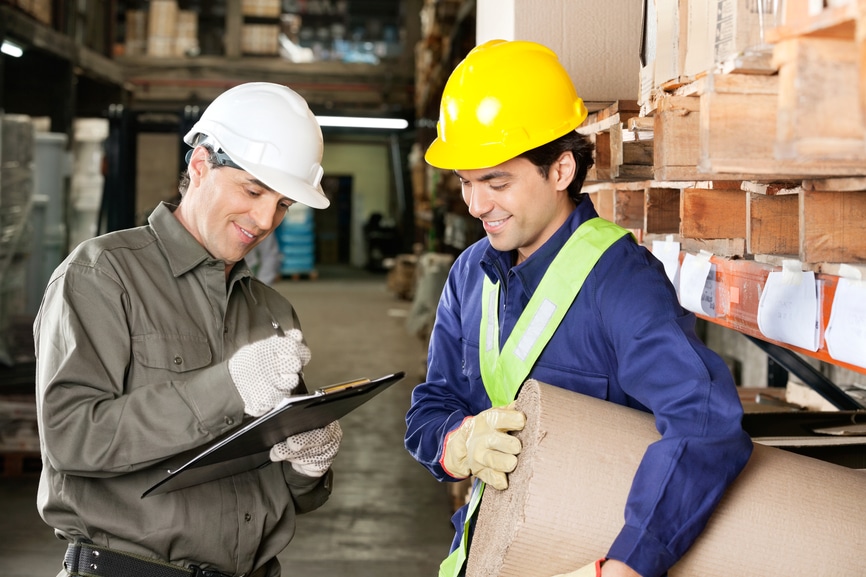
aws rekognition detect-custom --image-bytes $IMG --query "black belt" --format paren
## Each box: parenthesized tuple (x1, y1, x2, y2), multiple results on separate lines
(63, 541, 265, 577)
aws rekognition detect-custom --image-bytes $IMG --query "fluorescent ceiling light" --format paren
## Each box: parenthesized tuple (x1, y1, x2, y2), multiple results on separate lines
(316, 116, 408, 130)
(1, 40, 23, 58)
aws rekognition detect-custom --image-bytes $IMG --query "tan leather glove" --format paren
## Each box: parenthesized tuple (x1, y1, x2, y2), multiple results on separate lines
(440, 403, 526, 490)
(550, 559, 606, 577)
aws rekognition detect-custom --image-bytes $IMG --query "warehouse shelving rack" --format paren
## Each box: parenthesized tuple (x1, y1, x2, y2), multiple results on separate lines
(578, 3, 866, 412)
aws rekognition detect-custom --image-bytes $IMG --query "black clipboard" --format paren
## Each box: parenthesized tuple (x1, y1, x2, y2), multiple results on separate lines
(142, 371, 405, 498)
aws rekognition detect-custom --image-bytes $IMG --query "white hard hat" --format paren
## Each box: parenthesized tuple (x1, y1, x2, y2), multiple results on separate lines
(184, 82, 329, 209)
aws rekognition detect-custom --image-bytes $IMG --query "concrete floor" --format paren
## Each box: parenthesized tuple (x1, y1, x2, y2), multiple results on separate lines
(0, 265, 455, 576)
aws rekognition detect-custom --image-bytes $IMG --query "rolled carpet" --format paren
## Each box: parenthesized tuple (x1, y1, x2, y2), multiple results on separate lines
(466, 379, 866, 577)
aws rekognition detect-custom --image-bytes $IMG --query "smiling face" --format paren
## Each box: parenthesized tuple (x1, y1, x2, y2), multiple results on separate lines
(175, 146, 293, 276)
(456, 153, 577, 264)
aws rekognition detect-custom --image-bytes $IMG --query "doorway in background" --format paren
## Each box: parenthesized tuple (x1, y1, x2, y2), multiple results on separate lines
(316, 175, 353, 265)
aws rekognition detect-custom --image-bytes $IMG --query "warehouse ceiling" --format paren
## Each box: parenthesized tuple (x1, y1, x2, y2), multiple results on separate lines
(116, 0, 420, 120)
(0, 1, 421, 126)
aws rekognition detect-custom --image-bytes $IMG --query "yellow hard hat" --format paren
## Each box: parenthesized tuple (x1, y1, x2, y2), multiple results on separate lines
(425, 39, 588, 170)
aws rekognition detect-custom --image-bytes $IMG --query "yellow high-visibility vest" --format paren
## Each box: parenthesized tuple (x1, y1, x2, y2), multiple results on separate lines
(439, 217, 630, 577)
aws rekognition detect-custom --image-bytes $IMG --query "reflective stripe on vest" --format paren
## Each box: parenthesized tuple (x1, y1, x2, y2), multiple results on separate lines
(439, 217, 630, 577)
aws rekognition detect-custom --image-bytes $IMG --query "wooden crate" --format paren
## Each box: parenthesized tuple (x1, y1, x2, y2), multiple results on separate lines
(800, 185, 866, 264)
(698, 73, 780, 176)
(580, 101, 648, 182)
(699, 71, 866, 177)
(654, 94, 702, 181)
(645, 187, 681, 235)
(746, 189, 800, 257)
(773, 36, 866, 161)
(680, 184, 748, 258)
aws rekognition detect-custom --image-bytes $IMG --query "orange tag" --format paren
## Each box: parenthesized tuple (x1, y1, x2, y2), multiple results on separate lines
(729, 286, 740, 304)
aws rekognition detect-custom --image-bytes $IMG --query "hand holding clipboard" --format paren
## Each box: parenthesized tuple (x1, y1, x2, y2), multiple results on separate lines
(142, 372, 405, 498)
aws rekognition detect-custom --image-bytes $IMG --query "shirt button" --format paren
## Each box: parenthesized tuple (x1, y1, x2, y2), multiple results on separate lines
(224, 416, 235, 426)
(244, 513, 252, 522)
(173, 356, 183, 365)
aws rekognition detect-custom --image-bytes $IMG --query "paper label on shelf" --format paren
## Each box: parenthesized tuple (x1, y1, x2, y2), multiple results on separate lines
(680, 251, 716, 317)
(757, 269, 820, 352)
(825, 278, 866, 369)
(651, 235, 681, 293)
(836, 263, 863, 281)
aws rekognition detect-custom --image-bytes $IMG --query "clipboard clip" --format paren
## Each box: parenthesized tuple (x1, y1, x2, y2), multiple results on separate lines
(318, 378, 372, 395)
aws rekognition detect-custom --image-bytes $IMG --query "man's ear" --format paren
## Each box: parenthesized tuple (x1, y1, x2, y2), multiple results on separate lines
(552, 151, 577, 191)
(187, 146, 210, 184)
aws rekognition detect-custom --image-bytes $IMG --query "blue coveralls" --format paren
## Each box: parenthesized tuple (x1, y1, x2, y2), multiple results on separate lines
(405, 198, 753, 577)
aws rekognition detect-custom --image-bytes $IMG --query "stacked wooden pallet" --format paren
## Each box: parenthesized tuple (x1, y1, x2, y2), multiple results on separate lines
(580, 2, 866, 377)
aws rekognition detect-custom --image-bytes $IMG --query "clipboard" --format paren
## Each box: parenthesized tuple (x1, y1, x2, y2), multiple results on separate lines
(142, 371, 405, 498)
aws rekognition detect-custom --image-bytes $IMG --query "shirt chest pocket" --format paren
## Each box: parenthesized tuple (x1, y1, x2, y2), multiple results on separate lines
(131, 334, 212, 373)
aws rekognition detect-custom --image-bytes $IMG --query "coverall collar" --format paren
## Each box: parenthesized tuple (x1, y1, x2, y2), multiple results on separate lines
(479, 197, 600, 298)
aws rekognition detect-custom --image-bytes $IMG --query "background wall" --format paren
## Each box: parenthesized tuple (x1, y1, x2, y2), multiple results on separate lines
(132, 133, 394, 270)
(321, 139, 393, 267)
(136, 133, 180, 223)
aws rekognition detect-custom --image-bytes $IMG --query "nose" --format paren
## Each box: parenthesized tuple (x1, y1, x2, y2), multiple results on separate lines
(463, 181, 492, 218)
(251, 200, 280, 233)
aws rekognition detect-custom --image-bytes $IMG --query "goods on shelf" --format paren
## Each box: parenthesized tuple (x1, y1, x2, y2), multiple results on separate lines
(276, 204, 316, 277)
(68, 118, 108, 252)
(0, 114, 34, 367)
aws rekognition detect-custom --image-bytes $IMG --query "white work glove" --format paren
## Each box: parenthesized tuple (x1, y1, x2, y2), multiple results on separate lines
(270, 421, 343, 477)
(228, 329, 311, 416)
(551, 559, 606, 577)
(439, 402, 526, 490)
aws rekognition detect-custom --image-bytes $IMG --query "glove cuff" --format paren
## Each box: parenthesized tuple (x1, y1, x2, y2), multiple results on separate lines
(439, 416, 472, 479)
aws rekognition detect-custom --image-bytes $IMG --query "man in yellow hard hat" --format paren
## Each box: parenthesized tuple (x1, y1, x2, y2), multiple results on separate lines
(404, 40, 753, 577)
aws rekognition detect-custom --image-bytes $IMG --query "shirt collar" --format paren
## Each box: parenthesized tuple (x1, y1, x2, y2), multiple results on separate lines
(148, 201, 254, 282)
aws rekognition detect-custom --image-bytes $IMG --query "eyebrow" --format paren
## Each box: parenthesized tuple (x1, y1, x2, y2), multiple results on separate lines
(454, 169, 512, 182)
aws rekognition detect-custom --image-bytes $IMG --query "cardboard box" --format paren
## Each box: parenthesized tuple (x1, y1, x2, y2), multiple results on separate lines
(476, 0, 642, 104)
(147, 0, 178, 57)
(241, 24, 280, 55)
(125, 9, 148, 56)
(175, 10, 199, 56)
(653, 0, 686, 86)
(242, 0, 281, 19)
(714, 0, 779, 64)
(684, 0, 715, 77)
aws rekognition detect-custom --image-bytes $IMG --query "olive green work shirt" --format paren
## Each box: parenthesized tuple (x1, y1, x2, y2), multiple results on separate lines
(34, 202, 330, 577)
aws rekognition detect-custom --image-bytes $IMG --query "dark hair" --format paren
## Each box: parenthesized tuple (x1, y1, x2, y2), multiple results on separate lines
(518, 130, 594, 204)
(177, 145, 225, 196)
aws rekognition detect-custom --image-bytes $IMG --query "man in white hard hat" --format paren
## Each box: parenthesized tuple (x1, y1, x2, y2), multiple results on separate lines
(35, 82, 340, 577)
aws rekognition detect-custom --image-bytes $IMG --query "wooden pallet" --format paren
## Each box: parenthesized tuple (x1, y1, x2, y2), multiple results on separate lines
(0, 451, 42, 477)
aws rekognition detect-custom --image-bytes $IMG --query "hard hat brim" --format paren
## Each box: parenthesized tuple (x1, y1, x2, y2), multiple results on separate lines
(231, 155, 330, 209)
